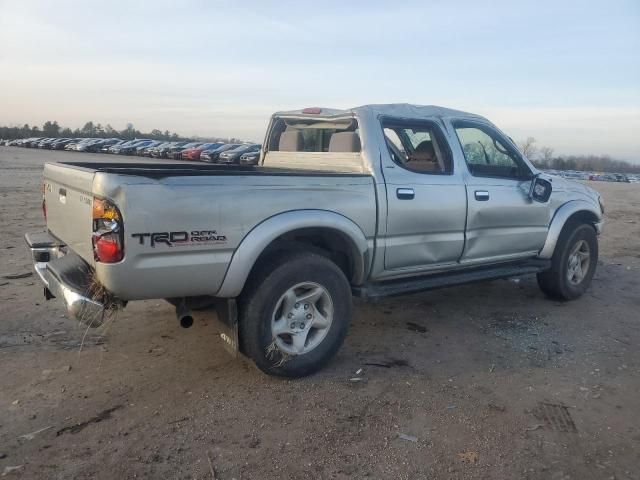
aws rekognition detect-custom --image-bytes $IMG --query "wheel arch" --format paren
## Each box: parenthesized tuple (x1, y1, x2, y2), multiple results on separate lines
(538, 200, 602, 259)
(215, 210, 371, 298)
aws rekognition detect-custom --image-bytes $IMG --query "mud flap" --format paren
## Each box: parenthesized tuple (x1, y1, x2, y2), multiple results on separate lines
(214, 299, 240, 358)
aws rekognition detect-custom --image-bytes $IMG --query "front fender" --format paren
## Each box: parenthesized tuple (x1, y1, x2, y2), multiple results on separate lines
(538, 200, 603, 259)
(215, 210, 371, 298)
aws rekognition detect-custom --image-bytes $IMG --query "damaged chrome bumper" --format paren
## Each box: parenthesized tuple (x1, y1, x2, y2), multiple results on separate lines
(24, 232, 106, 326)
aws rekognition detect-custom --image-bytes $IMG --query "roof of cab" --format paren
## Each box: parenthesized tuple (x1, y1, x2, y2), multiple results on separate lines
(274, 103, 487, 122)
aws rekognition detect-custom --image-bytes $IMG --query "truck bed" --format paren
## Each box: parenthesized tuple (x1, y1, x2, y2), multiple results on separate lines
(42, 160, 378, 300)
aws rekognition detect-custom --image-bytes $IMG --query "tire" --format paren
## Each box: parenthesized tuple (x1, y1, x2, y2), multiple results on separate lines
(239, 251, 352, 377)
(537, 221, 598, 300)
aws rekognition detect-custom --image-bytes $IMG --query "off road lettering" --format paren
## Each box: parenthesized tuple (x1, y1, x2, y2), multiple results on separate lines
(131, 230, 225, 247)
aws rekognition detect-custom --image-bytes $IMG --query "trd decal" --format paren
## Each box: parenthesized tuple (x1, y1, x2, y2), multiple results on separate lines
(131, 230, 227, 247)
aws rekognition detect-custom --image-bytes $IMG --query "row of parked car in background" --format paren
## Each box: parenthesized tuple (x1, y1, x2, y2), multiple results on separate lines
(543, 169, 638, 183)
(0, 137, 262, 165)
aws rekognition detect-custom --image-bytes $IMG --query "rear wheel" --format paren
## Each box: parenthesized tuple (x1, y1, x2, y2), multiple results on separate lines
(239, 251, 352, 377)
(537, 221, 598, 300)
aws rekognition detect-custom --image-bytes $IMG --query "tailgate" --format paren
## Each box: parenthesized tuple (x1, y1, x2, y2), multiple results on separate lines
(43, 163, 95, 264)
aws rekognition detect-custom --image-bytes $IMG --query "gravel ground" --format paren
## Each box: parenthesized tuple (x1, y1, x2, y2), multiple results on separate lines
(0, 147, 639, 479)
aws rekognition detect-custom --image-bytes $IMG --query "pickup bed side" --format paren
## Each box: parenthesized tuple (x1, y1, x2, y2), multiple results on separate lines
(42, 162, 377, 300)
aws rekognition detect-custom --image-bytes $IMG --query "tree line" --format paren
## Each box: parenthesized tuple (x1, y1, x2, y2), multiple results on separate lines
(517, 137, 640, 174)
(0, 120, 244, 144)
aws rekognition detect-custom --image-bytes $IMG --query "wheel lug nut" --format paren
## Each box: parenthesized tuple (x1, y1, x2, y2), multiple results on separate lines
(294, 303, 300, 309)
(290, 323, 295, 329)
(306, 314, 312, 320)
(300, 323, 305, 329)
(304, 304, 310, 310)
(287, 313, 293, 319)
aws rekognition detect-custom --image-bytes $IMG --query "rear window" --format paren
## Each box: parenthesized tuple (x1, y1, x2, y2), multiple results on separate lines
(268, 117, 360, 153)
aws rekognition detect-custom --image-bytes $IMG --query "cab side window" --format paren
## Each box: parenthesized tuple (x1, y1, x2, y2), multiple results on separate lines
(454, 123, 530, 179)
(382, 121, 453, 174)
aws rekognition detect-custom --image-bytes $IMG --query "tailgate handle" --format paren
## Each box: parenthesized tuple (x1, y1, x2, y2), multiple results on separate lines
(58, 187, 67, 204)
(396, 188, 415, 200)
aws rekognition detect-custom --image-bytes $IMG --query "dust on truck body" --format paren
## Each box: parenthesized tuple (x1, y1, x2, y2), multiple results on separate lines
(26, 104, 604, 377)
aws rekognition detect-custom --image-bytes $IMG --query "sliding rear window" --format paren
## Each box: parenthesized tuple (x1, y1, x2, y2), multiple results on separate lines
(268, 117, 360, 153)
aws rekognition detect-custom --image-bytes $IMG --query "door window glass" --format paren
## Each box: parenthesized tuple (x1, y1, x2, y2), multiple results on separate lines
(382, 122, 452, 174)
(454, 124, 529, 179)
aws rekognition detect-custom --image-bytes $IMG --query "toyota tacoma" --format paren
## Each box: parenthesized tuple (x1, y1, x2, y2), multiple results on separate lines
(25, 104, 604, 377)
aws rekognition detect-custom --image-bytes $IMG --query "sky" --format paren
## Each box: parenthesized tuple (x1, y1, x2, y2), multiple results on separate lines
(0, 0, 639, 161)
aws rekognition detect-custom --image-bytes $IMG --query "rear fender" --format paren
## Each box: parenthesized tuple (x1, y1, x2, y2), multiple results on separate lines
(215, 210, 370, 298)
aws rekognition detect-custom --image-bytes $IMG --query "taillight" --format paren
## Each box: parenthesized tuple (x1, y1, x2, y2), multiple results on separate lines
(92, 198, 124, 263)
(302, 107, 322, 114)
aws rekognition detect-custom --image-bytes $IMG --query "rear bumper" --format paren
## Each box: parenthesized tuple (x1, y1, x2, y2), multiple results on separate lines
(25, 232, 107, 326)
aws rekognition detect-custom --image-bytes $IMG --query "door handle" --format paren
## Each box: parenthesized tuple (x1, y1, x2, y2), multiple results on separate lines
(474, 190, 490, 201)
(396, 188, 415, 200)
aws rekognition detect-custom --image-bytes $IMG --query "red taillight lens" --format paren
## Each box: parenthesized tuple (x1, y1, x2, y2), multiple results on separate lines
(302, 107, 322, 114)
(93, 234, 123, 263)
(92, 198, 123, 263)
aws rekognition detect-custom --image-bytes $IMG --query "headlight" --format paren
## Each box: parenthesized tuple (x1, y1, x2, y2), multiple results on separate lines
(598, 196, 605, 214)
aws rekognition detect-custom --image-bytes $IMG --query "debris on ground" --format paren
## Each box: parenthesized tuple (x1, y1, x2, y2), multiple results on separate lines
(19, 425, 52, 441)
(206, 451, 217, 479)
(532, 402, 577, 432)
(458, 451, 479, 464)
(41, 365, 71, 378)
(525, 424, 544, 432)
(406, 321, 428, 333)
(364, 359, 409, 369)
(2, 272, 33, 280)
(1, 465, 23, 477)
(56, 405, 123, 436)
(398, 433, 418, 442)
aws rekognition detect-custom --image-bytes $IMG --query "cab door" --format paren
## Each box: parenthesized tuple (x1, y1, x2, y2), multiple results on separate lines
(380, 118, 467, 272)
(452, 121, 551, 264)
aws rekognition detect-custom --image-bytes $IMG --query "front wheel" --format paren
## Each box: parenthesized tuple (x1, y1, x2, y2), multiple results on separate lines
(239, 252, 352, 377)
(537, 222, 598, 300)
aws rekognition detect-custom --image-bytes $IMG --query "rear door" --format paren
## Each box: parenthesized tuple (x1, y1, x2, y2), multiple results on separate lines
(451, 121, 550, 264)
(380, 118, 467, 271)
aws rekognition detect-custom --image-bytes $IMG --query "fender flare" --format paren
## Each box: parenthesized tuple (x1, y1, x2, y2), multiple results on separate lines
(215, 210, 371, 298)
(538, 200, 602, 259)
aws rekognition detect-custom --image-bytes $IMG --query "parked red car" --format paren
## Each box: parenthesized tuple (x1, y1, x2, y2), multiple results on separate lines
(180, 142, 224, 161)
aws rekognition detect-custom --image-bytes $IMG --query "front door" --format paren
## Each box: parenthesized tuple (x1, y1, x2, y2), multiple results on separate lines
(381, 118, 467, 271)
(452, 121, 550, 264)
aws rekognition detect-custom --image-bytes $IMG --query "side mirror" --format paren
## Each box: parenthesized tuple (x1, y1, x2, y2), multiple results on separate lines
(530, 177, 552, 203)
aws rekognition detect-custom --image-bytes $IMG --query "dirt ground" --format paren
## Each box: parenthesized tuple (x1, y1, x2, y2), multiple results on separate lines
(1, 147, 639, 480)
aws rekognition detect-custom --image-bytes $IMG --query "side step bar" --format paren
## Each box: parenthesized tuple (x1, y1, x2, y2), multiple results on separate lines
(353, 259, 551, 300)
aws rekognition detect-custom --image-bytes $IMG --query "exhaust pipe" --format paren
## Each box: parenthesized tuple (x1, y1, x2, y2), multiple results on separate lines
(175, 302, 194, 328)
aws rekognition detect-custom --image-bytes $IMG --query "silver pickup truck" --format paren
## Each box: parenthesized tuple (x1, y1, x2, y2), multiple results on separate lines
(26, 104, 604, 377)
